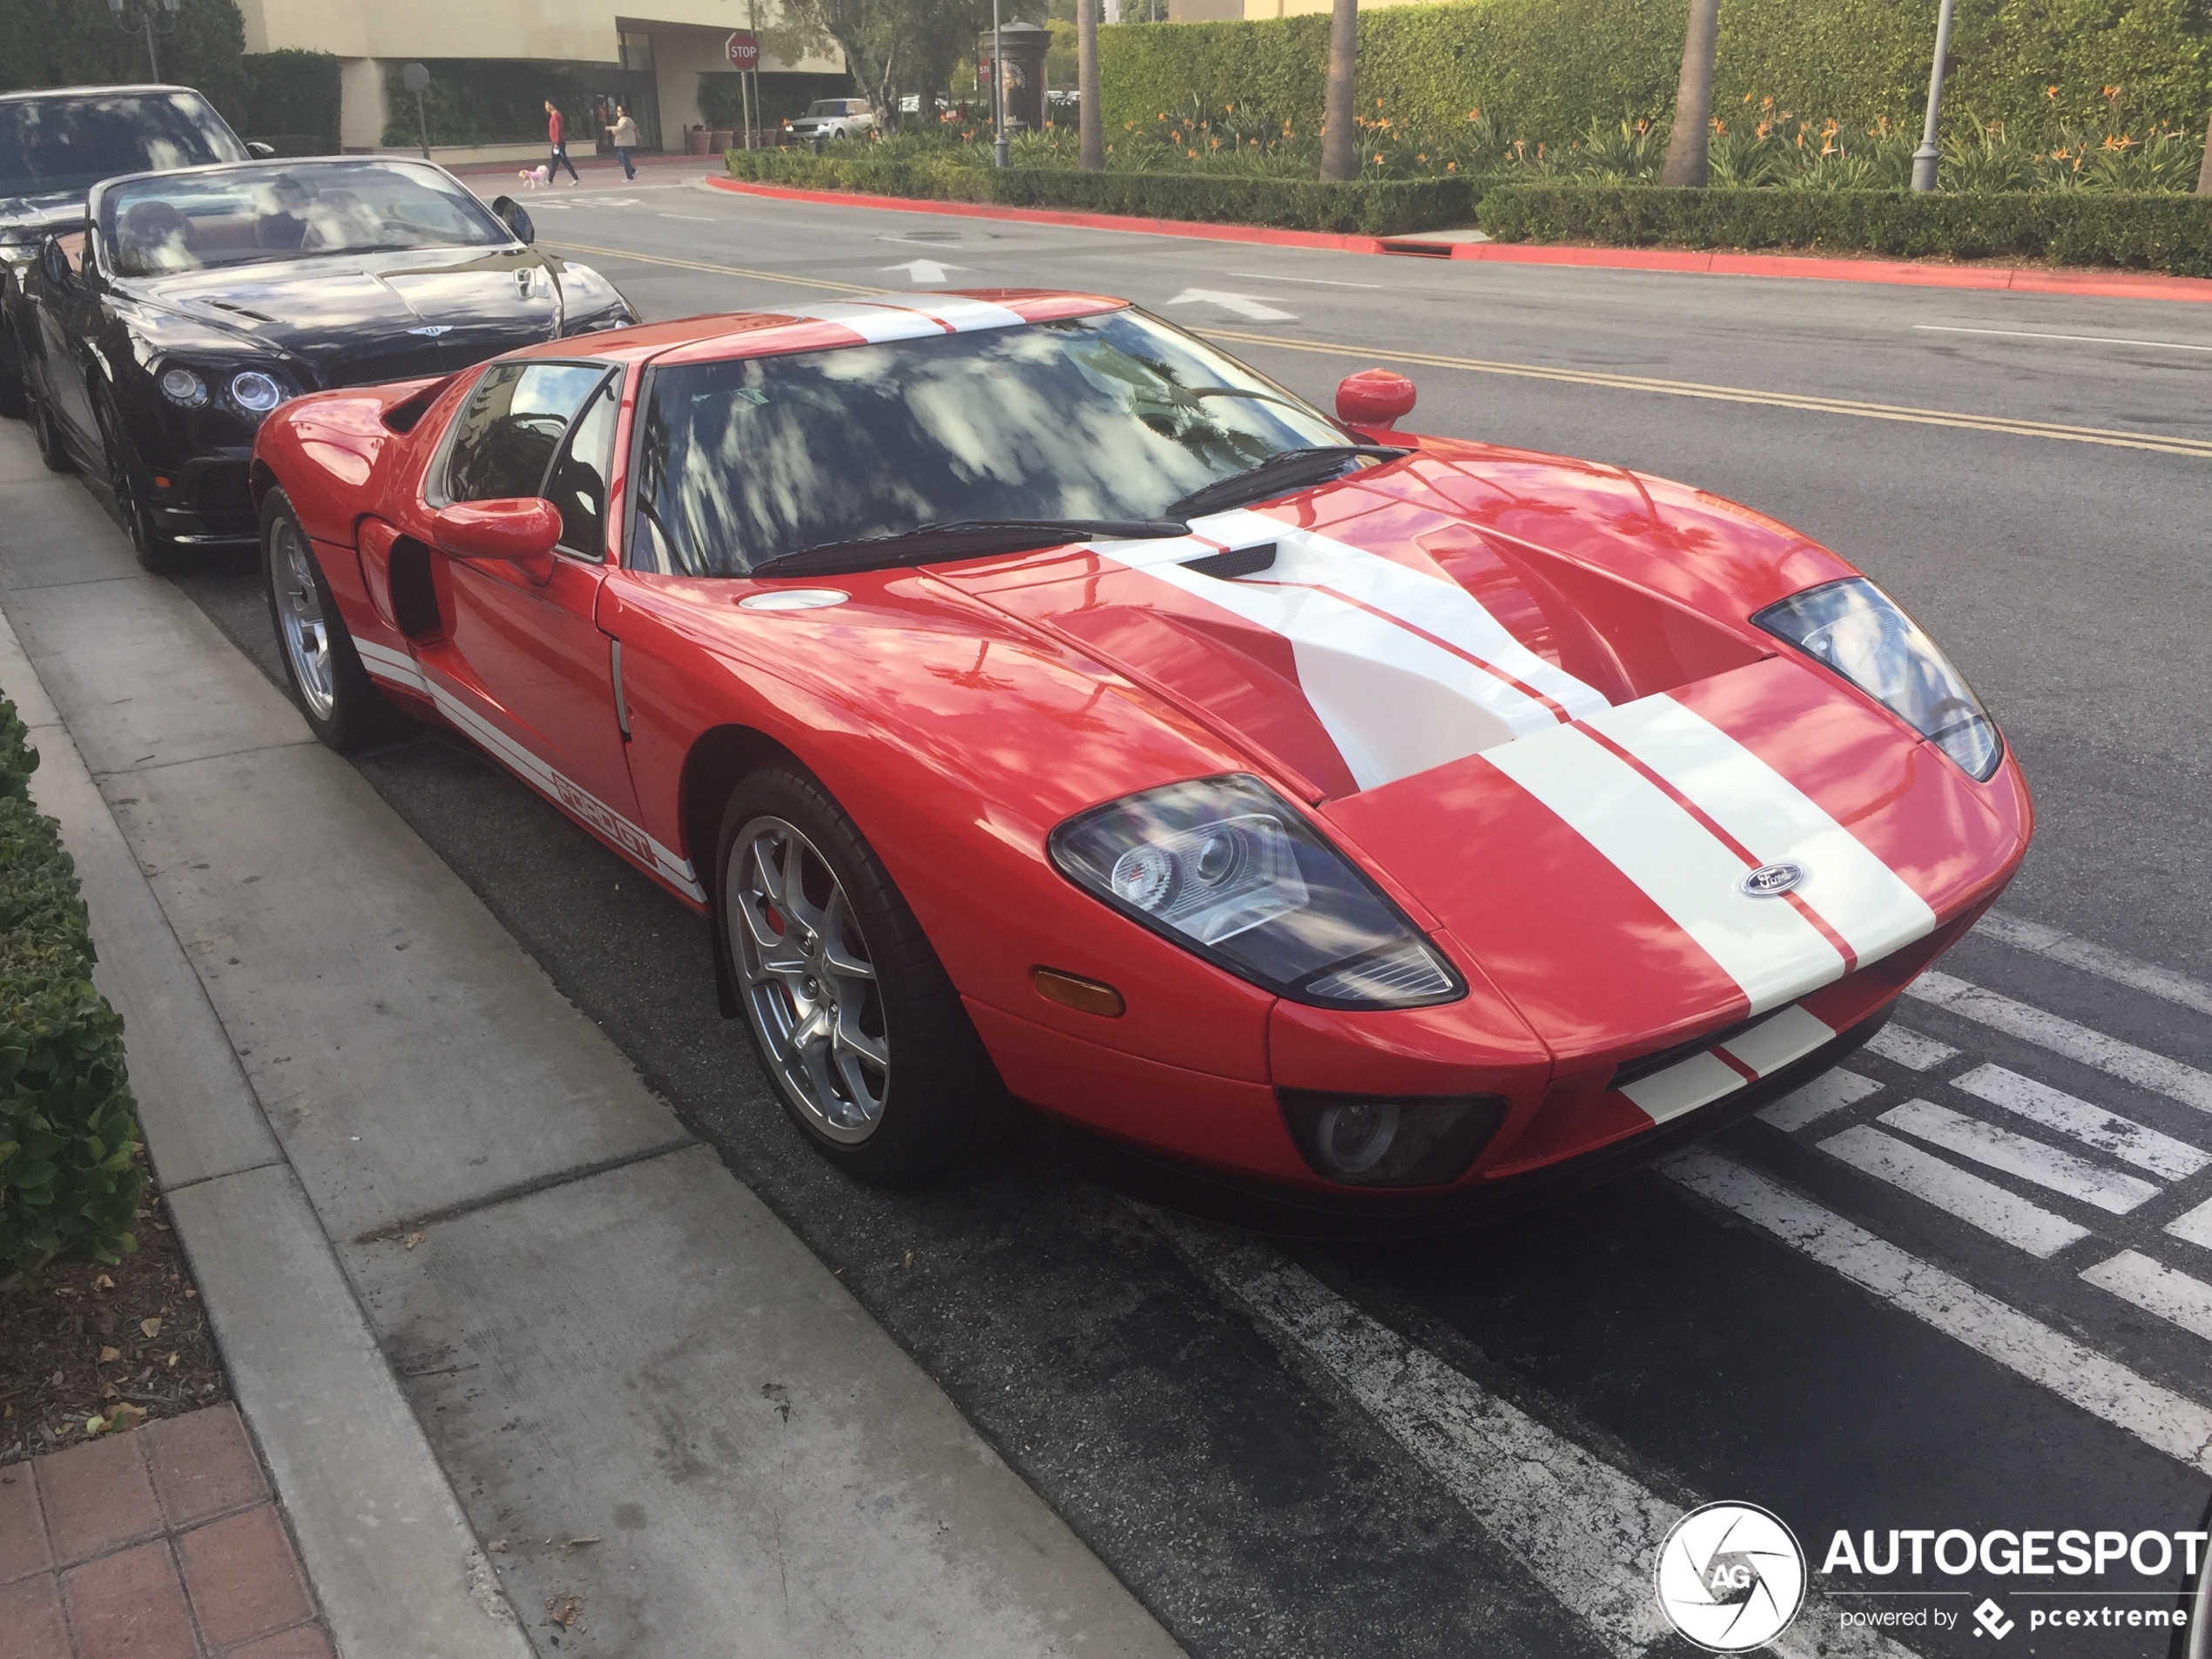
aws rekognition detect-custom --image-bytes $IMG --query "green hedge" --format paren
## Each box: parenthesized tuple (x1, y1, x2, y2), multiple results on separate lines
(725, 149, 1475, 233)
(1100, 0, 2212, 149)
(0, 0, 251, 128)
(240, 48, 339, 153)
(1477, 185, 2212, 276)
(0, 696, 144, 1288)
(383, 59, 594, 149)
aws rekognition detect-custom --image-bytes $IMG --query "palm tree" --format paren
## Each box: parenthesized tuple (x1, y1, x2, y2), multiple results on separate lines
(1079, 0, 1103, 170)
(1659, 0, 1721, 187)
(1319, 0, 1356, 182)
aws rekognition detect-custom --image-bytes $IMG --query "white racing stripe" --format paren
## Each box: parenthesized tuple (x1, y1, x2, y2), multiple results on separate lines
(880, 292, 1028, 332)
(776, 300, 948, 343)
(1905, 972, 2212, 1112)
(2080, 1251, 2212, 1342)
(1143, 1211, 1908, 1659)
(1864, 1026, 1959, 1071)
(1484, 724, 1845, 1013)
(354, 637, 428, 691)
(1949, 1063, 2211, 1182)
(1876, 1099, 2161, 1215)
(1584, 696, 1936, 966)
(1664, 1149, 2212, 1474)
(1718, 1004, 1836, 1076)
(1758, 1067, 1881, 1131)
(1618, 1050, 1744, 1124)
(1816, 1124, 2090, 1257)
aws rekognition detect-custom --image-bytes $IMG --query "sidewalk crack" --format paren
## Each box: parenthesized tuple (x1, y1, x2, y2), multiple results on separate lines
(353, 1136, 698, 1244)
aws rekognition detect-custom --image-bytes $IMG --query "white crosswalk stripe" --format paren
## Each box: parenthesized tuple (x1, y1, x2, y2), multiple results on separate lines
(2081, 1251, 2212, 1342)
(1816, 1123, 2093, 1256)
(1905, 969, 2212, 1111)
(1875, 1098, 2162, 1214)
(1757, 1066, 1879, 1131)
(1863, 1024, 1959, 1070)
(2170, 1196, 2212, 1252)
(1950, 1062, 2211, 1181)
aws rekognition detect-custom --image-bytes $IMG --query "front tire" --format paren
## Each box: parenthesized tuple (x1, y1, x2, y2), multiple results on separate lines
(28, 378, 71, 474)
(97, 392, 181, 573)
(260, 488, 415, 752)
(717, 765, 1008, 1184)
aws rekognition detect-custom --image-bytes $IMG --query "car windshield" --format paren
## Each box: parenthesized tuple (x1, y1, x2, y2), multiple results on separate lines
(0, 91, 246, 200)
(803, 102, 845, 117)
(631, 307, 1352, 577)
(98, 160, 510, 277)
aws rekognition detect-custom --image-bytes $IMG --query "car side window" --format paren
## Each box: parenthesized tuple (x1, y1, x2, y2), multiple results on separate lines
(442, 361, 607, 504)
(543, 374, 618, 559)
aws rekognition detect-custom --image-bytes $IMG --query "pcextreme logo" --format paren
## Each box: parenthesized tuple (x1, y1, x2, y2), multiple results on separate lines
(1654, 1502, 1809, 1653)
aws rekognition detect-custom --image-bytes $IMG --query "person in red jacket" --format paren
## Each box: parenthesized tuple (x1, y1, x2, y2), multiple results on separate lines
(545, 100, 581, 185)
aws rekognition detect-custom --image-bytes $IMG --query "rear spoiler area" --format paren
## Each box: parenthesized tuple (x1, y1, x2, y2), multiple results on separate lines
(379, 373, 461, 435)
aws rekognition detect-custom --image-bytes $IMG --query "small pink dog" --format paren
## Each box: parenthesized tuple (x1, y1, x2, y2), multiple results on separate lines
(517, 165, 550, 190)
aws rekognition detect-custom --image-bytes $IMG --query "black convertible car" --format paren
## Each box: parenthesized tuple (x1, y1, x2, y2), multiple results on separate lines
(9, 155, 635, 567)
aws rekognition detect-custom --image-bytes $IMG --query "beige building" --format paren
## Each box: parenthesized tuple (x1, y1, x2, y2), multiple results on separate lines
(232, 0, 844, 154)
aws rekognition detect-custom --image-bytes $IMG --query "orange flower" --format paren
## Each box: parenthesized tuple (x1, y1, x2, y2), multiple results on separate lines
(2046, 84, 2060, 100)
(1373, 152, 1383, 163)
(1446, 159, 1456, 171)
(1374, 98, 1384, 109)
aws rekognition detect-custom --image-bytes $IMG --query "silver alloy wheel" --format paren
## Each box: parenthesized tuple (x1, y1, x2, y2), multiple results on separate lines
(727, 815, 889, 1143)
(272, 517, 336, 721)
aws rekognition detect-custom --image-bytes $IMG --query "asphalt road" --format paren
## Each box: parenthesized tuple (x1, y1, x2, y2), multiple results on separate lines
(44, 175, 2212, 1657)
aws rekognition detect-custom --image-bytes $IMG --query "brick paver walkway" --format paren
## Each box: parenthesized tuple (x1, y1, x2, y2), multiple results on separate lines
(0, 1406, 329, 1658)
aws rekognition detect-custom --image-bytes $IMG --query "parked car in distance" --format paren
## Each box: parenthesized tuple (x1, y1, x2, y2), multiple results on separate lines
(0, 84, 260, 417)
(9, 155, 634, 569)
(785, 99, 874, 143)
(243, 292, 2031, 1228)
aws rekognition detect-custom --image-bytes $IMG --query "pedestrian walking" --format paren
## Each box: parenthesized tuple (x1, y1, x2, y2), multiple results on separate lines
(545, 100, 582, 185)
(610, 105, 639, 181)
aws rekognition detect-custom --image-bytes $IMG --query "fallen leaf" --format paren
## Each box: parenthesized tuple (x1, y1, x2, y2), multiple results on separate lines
(165, 1352, 179, 1368)
(566, 1535, 600, 1547)
(111, 1402, 147, 1428)
(487, 1539, 508, 1553)
(98, 1345, 120, 1363)
(92, 1275, 114, 1291)
(140, 1318, 163, 1339)
(85, 1415, 108, 1436)
(403, 1232, 426, 1251)
(100, 1384, 119, 1400)
(546, 1592, 584, 1628)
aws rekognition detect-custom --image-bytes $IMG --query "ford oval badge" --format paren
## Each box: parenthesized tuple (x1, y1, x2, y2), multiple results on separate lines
(1740, 861, 1807, 898)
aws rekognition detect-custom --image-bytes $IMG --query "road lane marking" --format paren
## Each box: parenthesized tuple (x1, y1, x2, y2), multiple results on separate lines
(1145, 1211, 1906, 1659)
(2170, 1196, 2212, 1251)
(1905, 971, 2212, 1112)
(1917, 324, 2212, 353)
(1949, 1063, 2211, 1182)
(1191, 327, 2212, 460)
(543, 239, 880, 294)
(1167, 287, 1298, 321)
(1877, 1099, 2161, 1214)
(1817, 1124, 2092, 1255)
(1977, 910, 2212, 1018)
(2081, 1251, 2212, 1340)
(657, 212, 716, 220)
(1758, 1066, 1881, 1131)
(1664, 1148, 2212, 1473)
(1225, 272, 1382, 288)
(1864, 1025, 1959, 1071)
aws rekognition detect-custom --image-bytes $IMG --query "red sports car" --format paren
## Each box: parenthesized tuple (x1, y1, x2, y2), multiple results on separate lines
(248, 290, 2030, 1222)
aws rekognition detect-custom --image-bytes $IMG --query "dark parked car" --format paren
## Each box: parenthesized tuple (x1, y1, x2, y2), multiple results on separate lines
(0, 84, 260, 417)
(9, 155, 636, 568)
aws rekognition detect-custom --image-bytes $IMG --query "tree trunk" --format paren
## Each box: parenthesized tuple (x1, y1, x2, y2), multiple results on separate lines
(1318, 0, 1357, 181)
(1079, 0, 1103, 170)
(1658, 0, 1721, 188)
(2198, 106, 2212, 195)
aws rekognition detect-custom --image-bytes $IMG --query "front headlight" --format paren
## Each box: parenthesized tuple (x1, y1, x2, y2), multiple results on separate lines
(1049, 774, 1463, 1009)
(158, 366, 208, 408)
(1754, 577, 2002, 779)
(229, 370, 284, 415)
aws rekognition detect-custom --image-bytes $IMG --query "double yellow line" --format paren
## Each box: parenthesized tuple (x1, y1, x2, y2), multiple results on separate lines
(552, 239, 2212, 461)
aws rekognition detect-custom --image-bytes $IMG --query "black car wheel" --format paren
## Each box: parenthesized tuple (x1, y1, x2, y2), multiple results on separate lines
(96, 392, 180, 573)
(260, 488, 415, 752)
(716, 764, 1010, 1184)
(27, 376, 71, 474)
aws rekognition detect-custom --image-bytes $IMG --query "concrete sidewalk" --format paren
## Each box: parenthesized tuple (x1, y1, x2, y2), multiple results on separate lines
(0, 428, 1182, 1656)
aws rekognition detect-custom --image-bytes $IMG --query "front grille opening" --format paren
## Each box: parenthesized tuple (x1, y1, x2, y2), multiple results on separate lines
(1610, 1006, 1788, 1089)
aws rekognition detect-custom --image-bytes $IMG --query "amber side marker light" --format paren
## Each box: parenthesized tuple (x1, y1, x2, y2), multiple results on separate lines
(1032, 967, 1124, 1018)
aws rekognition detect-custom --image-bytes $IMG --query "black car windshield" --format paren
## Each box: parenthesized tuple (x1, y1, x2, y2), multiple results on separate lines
(631, 308, 1352, 577)
(98, 160, 511, 277)
(0, 91, 245, 200)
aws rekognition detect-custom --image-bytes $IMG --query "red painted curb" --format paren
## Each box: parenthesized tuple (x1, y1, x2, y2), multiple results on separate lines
(707, 174, 2212, 304)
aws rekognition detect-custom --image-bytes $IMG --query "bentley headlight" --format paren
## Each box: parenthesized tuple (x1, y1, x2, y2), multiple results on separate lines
(1755, 577, 2002, 779)
(229, 370, 284, 415)
(158, 366, 207, 408)
(1049, 775, 1462, 1008)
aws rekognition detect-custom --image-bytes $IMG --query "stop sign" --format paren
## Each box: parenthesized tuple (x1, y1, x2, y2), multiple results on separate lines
(725, 30, 759, 69)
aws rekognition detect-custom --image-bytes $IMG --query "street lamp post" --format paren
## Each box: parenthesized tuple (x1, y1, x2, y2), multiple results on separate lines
(991, 0, 1008, 169)
(1910, 0, 1957, 193)
(402, 62, 432, 160)
(106, 0, 180, 84)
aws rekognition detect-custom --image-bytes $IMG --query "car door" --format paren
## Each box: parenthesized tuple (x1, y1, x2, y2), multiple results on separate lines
(415, 359, 646, 846)
(30, 228, 100, 451)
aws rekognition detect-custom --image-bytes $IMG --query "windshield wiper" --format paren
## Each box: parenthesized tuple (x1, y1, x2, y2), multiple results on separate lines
(751, 517, 1190, 578)
(1165, 444, 1407, 521)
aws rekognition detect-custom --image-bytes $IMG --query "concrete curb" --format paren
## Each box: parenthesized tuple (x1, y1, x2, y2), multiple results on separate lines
(0, 607, 535, 1659)
(703, 175, 2212, 303)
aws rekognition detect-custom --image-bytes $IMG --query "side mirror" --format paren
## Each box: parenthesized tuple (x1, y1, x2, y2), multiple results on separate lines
(1336, 368, 1416, 432)
(489, 194, 535, 246)
(37, 234, 76, 291)
(246, 140, 276, 158)
(433, 499, 561, 584)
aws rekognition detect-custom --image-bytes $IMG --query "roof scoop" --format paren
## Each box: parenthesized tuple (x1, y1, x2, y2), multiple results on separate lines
(1180, 543, 1277, 580)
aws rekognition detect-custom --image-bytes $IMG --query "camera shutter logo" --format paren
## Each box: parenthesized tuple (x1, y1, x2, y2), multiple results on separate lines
(1654, 1501, 1807, 1652)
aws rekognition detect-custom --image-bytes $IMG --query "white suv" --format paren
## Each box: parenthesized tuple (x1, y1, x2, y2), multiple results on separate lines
(785, 99, 875, 143)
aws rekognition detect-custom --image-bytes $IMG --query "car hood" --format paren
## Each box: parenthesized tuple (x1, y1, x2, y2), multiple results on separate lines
(120, 245, 564, 388)
(0, 189, 83, 246)
(940, 443, 2030, 1062)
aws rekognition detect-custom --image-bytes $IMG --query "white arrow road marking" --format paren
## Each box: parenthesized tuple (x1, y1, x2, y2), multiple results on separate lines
(879, 258, 966, 285)
(1164, 287, 1298, 322)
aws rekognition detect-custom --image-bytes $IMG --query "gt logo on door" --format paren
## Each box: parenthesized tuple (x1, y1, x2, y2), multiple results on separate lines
(553, 772, 653, 864)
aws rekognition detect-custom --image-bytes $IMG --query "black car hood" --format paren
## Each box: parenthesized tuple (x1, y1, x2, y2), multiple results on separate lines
(0, 189, 84, 245)
(122, 244, 564, 388)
